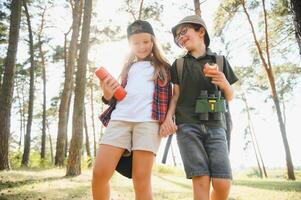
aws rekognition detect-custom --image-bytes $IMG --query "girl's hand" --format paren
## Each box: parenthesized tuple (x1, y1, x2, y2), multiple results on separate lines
(204, 63, 230, 91)
(100, 76, 120, 101)
(159, 116, 177, 137)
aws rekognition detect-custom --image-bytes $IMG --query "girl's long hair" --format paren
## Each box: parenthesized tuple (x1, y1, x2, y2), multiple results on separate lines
(120, 35, 170, 86)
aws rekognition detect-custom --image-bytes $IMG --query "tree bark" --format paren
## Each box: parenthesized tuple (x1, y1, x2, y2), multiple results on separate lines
(138, 0, 144, 20)
(193, 0, 201, 16)
(84, 107, 91, 158)
(0, 0, 22, 170)
(55, 0, 83, 167)
(66, 0, 92, 176)
(46, 120, 54, 164)
(89, 81, 97, 157)
(15, 78, 24, 149)
(21, 0, 36, 167)
(38, 6, 47, 159)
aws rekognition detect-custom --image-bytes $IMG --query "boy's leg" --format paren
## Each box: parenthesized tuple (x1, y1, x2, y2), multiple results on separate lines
(210, 178, 231, 200)
(192, 175, 210, 200)
(176, 124, 211, 199)
(132, 150, 155, 200)
(92, 144, 125, 200)
(205, 127, 232, 200)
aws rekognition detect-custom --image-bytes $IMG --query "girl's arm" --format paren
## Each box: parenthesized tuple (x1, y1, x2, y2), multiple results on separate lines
(100, 76, 120, 101)
(159, 84, 180, 137)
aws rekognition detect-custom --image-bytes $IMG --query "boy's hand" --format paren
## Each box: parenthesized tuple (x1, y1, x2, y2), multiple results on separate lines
(204, 63, 230, 91)
(99, 76, 119, 101)
(159, 116, 177, 137)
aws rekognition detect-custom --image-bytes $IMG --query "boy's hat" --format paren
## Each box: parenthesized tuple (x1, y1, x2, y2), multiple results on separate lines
(127, 20, 155, 38)
(171, 15, 210, 47)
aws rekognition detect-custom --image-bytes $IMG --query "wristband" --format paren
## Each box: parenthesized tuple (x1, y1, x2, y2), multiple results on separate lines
(102, 96, 110, 105)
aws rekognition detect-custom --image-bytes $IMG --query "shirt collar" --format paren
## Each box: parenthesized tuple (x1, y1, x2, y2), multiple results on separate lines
(183, 48, 216, 60)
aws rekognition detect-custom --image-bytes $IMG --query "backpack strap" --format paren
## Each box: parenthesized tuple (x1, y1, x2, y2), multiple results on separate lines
(176, 58, 185, 87)
(215, 55, 224, 72)
(176, 55, 224, 85)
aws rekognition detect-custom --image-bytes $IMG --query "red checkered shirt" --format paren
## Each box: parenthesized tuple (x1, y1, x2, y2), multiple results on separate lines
(99, 74, 172, 127)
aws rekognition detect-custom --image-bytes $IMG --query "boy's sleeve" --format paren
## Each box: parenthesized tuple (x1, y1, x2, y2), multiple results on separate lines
(170, 60, 179, 84)
(223, 57, 238, 85)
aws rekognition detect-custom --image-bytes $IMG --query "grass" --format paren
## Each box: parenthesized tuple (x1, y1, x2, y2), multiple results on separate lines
(0, 165, 301, 200)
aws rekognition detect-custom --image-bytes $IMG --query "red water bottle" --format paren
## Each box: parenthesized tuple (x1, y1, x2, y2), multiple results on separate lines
(95, 67, 127, 101)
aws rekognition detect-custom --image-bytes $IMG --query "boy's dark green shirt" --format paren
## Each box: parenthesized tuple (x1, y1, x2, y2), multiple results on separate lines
(171, 51, 238, 129)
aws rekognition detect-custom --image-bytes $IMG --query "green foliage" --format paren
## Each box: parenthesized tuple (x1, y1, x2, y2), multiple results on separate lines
(271, 0, 289, 16)
(52, 45, 65, 62)
(153, 164, 185, 176)
(81, 156, 93, 169)
(273, 64, 301, 101)
(246, 167, 262, 178)
(213, 0, 241, 37)
(10, 150, 53, 169)
(0, 0, 9, 44)
(10, 150, 23, 169)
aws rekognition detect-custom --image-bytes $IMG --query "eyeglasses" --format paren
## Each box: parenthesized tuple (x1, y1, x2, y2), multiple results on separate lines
(175, 25, 191, 43)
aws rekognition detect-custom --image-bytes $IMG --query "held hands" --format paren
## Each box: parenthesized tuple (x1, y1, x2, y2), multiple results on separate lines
(203, 63, 230, 91)
(99, 76, 120, 101)
(159, 116, 177, 137)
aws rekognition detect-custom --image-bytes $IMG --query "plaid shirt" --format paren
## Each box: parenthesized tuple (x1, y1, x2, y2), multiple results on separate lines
(99, 74, 172, 127)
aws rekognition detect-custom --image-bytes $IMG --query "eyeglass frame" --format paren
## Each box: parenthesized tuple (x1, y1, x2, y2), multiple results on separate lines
(174, 25, 192, 45)
(174, 24, 204, 46)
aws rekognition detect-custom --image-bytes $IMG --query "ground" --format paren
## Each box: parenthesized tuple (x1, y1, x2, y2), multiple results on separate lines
(0, 165, 300, 200)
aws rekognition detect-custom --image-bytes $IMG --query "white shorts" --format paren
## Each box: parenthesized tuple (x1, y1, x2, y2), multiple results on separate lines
(100, 120, 161, 155)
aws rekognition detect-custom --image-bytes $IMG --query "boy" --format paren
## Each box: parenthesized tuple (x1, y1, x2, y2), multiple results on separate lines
(160, 15, 238, 200)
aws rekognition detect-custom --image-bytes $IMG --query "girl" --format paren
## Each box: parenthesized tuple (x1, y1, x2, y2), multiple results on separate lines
(92, 20, 172, 200)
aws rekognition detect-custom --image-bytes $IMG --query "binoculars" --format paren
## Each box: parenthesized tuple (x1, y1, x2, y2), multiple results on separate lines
(95, 67, 127, 101)
(195, 90, 226, 121)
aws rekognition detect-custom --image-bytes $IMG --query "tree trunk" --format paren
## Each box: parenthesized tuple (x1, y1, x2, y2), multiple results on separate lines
(242, 93, 267, 178)
(21, 0, 36, 167)
(38, 7, 47, 159)
(241, 0, 295, 180)
(0, 0, 22, 170)
(291, 0, 301, 55)
(84, 107, 91, 158)
(55, 0, 83, 167)
(46, 120, 54, 164)
(89, 81, 97, 157)
(193, 0, 201, 16)
(66, 0, 92, 176)
(138, 0, 144, 20)
(15, 79, 24, 149)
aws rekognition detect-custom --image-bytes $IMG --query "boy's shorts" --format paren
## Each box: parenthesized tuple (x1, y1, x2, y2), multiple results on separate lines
(176, 123, 232, 179)
(100, 120, 161, 155)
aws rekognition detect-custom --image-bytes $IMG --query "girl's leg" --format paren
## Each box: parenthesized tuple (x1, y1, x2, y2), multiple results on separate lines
(192, 175, 210, 200)
(132, 150, 155, 200)
(92, 144, 125, 200)
(210, 178, 231, 200)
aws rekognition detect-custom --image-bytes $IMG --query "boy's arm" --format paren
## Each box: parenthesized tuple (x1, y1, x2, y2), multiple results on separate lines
(221, 82, 234, 101)
(204, 63, 234, 101)
(160, 84, 180, 137)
